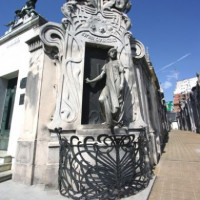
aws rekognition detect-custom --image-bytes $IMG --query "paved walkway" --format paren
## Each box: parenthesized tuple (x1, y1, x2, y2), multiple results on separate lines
(0, 180, 69, 200)
(148, 130, 200, 200)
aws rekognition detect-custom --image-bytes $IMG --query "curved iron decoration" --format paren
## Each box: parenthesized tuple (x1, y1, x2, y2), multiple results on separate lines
(56, 128, 151, 200)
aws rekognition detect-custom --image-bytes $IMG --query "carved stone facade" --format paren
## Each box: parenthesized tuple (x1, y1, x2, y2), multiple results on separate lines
(131, 39, 169, 165)
(0, 15, 46, 156)
(39, 0, 146, 131)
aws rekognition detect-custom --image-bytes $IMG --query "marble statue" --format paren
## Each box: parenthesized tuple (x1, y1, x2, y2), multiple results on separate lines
(15, 0, 38, 18)
(5, 0, 38, 27)
(86, 48, 125, 127)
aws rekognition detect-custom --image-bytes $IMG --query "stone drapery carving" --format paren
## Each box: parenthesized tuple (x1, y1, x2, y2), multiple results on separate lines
(40, 0, 145, 130)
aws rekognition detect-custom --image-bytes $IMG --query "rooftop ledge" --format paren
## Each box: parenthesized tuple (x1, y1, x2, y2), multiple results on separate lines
(0, 15, 47, 45)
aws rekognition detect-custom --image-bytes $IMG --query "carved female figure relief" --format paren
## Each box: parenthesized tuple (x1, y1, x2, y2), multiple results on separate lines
(86, 48, 125, 127)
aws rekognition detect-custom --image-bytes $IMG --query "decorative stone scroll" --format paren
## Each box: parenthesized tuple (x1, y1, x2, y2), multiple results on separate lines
(130, 38, 145, 59)
(40, 0, 145, 130)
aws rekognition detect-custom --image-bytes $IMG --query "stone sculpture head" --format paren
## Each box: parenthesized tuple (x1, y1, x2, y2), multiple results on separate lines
(108, 48, 117, 60)
(115, 0, 131, 13)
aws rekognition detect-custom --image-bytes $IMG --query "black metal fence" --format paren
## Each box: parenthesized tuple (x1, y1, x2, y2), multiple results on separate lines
(56, 128, 152, 200)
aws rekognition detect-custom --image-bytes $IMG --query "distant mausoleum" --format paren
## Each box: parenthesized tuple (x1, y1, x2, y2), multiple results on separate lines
(175, 74, 200, 133)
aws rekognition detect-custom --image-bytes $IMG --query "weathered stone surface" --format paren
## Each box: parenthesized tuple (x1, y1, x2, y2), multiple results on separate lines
(13, 163, 33, 185)
(32, 165, 47, 185)
(45, 164, 59, 189)
(13, 47, 45, 184)
(36, 54, 57, 141)
(15, 141, 34, 164)
(34, 141, 48, 166)
(47, 147, 59, 164)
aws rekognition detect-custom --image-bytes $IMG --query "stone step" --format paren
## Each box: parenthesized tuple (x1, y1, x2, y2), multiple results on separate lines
(0, 151, 12, 164)
(0, 163, 11, 173)
(0, 170, 12, 183)
(0, 155, 12, 164)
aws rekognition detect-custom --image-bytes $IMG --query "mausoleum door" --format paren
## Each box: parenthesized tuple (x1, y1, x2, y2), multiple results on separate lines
(82, 45, 109, 125)
(0, 77, 17, 150)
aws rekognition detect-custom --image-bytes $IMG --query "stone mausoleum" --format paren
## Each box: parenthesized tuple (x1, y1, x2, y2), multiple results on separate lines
(0, 0, 169, 199)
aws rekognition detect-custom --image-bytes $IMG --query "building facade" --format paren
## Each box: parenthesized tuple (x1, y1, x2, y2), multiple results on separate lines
(177, 74, 200, 133)
(173, 77, 197, 112)
(0, 13, 46, 155)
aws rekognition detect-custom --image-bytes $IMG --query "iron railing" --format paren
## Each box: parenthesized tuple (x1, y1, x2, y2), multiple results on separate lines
(56, 128, 151, 200)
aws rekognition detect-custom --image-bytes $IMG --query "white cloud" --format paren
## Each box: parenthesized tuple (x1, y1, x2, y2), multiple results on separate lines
(162, 81, 172, 89)
(167, 70, 179, 81)
(158, 53, 191, 72)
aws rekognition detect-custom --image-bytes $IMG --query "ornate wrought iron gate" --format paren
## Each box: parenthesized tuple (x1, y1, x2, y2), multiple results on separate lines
(56, 128, 152, 200)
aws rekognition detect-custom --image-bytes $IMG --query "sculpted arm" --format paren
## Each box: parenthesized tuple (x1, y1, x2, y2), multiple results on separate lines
(85, 70, 106, 83)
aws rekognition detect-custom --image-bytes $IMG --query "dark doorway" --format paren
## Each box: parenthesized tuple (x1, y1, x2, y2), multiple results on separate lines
(82, 45, 111, 125)
(0, 77, 18, 150)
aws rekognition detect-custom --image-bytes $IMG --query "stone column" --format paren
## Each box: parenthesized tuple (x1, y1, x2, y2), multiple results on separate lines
(13, 36, 45, 185)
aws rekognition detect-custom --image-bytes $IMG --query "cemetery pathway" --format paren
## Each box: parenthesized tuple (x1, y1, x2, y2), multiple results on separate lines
(148, 130, 200, 200)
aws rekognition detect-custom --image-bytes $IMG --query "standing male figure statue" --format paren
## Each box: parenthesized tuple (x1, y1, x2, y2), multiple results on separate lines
(5, 0, 38, 28)
(86, 48, 125, 127)
(14, 0, 38, 19)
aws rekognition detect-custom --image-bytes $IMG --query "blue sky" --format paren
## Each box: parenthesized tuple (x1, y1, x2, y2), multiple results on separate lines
(0, 0, 200, 101)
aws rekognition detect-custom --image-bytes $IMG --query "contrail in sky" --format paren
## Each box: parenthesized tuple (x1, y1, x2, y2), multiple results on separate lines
(158, 53, 191, 72)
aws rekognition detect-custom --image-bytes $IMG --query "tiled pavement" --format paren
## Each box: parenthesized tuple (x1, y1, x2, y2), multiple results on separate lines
(148, 130, 200, 200)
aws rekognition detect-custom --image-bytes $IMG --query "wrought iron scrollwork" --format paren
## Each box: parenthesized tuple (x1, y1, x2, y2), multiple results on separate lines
(56, 128, 151, 200)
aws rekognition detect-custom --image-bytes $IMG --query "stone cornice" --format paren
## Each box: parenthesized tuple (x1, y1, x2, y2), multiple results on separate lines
(0, 15, 47, 45)
(26, 35, 42, 52)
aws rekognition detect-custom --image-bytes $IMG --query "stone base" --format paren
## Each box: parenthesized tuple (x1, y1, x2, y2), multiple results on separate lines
(0, 170, 12, 183)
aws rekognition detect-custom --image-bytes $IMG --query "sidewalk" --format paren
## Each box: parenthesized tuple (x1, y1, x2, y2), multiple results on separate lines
(148, 130, 200, 200)
(0, 180, 69, 200)
(0, 178, 155, 200)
